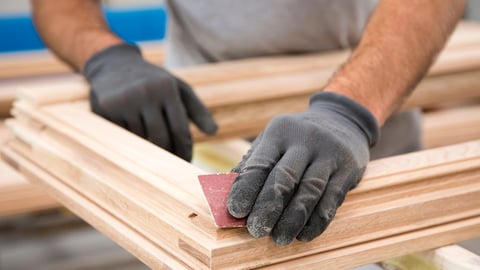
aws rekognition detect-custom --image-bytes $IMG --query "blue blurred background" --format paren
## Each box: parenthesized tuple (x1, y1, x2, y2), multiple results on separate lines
(0, 1, 167, 53)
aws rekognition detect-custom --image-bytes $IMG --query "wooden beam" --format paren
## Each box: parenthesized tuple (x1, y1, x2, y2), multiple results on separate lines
(3, 92, 480, 269)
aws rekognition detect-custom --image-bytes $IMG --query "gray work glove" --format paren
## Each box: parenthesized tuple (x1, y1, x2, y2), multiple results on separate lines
(84, 43, 217, 161)
(227, 92, 379, 245)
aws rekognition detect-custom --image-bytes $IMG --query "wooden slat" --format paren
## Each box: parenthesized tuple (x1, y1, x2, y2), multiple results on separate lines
(1, 146, 190, 270)
(6, 143, 480, 270)
(416, 245, 480, 270)
(3, 22, 480, 121)
(0, 158, 58, 216)
(4, 22, 480, 139)
(423, 105, 480, 149)
(4, 93, 480, 269)
(0, 42, 164, 80)
(0, 119, 58, 216)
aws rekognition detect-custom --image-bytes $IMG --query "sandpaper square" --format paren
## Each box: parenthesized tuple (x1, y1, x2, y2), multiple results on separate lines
(198, 173, 247, 228)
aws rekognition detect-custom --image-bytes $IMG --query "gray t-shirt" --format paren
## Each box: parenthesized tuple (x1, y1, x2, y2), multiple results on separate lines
(163, 1, 423, 159)
(164, 0, 377, 68)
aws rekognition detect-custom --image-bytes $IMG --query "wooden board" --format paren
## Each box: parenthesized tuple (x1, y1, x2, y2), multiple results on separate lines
(0, 42, 164, 80)
(5, 145, 480, 270)
(0, 119, 58, 216)
(423, 105, 480, 149)
(0, 159, 58, 216)
(3, 22, 480, 122)
(3, 90, 480, 269)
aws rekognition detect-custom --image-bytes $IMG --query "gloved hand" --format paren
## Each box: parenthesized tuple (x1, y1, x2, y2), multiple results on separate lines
(83, 43, 217, 161)
(227, 92, 379, 245)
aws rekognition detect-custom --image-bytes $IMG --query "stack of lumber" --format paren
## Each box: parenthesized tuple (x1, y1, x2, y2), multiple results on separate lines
(2, 86, 480, 269)
(0, 120, 58, 216)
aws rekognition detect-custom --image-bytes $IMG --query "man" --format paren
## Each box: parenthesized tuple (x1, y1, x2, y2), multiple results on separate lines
(32, 0, 464, 246)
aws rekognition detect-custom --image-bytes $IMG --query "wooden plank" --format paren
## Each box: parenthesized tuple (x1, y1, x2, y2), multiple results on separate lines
(14, 63, 480, 142)
(2, 22, 480, 120)
(1, 145, 190, 270)
(423, 105, 480, 149)
(417, 245, 480, 270)
(5, 31, 480, 139)
(0, 158, 58, 216)
(3, 146, 480, 270)
(0, 42, 164, 80)
(4, 96, 480, 269)
(260, 217, 480, 270)
(0, 119, 58, 216)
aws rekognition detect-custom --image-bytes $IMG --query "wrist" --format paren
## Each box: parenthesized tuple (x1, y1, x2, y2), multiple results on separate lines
(323, 81, 386, 125)
(309, 92, 380, 147)
(83, 43, 143, 81)
(74, 31, 123, 72)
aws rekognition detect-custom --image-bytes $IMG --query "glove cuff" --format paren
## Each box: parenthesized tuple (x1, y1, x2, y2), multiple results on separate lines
(309, 92, 380, 147)
(83, 43, 142, 81)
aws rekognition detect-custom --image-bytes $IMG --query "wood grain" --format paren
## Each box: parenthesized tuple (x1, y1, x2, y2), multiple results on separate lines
(0, 119, 58, 216)
(4, 94, 480, 269)
(423, 105, 480, 149)
(3, 22, 480, 121)
(0, 42, 164, 80)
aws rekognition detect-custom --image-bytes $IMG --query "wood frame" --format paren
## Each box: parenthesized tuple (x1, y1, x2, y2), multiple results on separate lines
(2, 88, 480, 269)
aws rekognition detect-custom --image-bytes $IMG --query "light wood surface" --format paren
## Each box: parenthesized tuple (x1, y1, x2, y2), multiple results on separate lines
(0, 42, 164, 80)
(423, 105, 480, 149)
(2, 22, 480, 122)
(3, 88, 480, 269)
(417, 245, 480, 270)
(0, 119, 58, 216)
(0, 157, 58, 216)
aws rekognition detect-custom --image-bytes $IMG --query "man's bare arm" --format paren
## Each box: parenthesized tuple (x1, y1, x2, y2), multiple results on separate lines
(325, 0, 465, 125)
(31, 0, 122, 71)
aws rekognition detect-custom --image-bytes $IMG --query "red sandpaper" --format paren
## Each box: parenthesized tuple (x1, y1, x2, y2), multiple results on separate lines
(198, 173, 247, 228)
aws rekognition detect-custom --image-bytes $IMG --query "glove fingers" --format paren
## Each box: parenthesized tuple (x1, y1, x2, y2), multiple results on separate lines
(164, 93, 193, 161)
(227, 136, 282, 219)
(271, 161, 331, 245)
(177, 78, 218, 135)
(141, 106, 172, 153)
(246, 147, 311, 239)
(90, 90, 126, 128)
(297, 168, 362, 242)
(231, 133, 263, 173)
(124, 112, 146, 138)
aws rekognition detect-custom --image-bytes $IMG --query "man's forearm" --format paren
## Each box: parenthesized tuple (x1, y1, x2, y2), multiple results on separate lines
(325, 0, 465, 125)
(31, 0, 122, 71)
